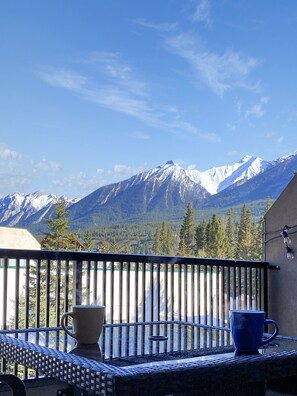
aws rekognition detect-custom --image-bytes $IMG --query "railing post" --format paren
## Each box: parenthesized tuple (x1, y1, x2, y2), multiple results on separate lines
(263, 264, 268, 315)
(73, 259, 83, 305)
(1, 258, 8, 330)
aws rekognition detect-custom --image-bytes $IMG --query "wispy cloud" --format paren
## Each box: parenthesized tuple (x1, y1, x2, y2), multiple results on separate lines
(83, 52, 148, 96)
(245, 96, 269, 118)
(37, 52, 219, 143)
(38, 68, 87, 90)
(192, 0, 212, 27)
(38, 54, 156, 123)
(134, 18, 177, 32)
(168, 120, 221, 142)
(166, 33, 259, 96)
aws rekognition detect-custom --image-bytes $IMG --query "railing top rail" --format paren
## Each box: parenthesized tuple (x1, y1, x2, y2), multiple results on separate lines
(0, 248, 270, 269)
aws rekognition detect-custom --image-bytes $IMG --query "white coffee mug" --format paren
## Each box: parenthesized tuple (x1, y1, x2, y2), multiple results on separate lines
(61, 305, 105, 345)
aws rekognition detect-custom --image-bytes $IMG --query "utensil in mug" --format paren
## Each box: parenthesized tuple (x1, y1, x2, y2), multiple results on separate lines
(230, 310, 279, 356)
(61, 305, 105, 345)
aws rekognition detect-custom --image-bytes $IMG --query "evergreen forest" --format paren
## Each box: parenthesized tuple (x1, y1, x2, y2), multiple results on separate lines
(41, 198, 272, 261)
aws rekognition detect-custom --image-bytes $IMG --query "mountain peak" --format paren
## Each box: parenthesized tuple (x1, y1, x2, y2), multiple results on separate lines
(165, 160, 175, 166)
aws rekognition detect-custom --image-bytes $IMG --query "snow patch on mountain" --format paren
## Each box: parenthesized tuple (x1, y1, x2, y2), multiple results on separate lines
(0, 192, 79, 226)
(185, 155, 269, 195)
(202, 156, 269, 194)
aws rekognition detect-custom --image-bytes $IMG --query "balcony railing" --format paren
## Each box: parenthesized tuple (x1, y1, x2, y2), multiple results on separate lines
(0, 248, 272, 331)
(0, 248, 276, 382)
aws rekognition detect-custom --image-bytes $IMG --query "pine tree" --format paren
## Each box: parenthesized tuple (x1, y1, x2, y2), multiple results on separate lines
(83, 230, 93, 251)
(235, 204, 253, 259)
(205, 214, 232, 259)
(42, 200, 77, 250)
(123, 243, 131, 254)
(110, 238, 118, 253)
(165, 228, 174, 255)
(152, 227, 163, 255)
(225, 208, 236, 257)
(152, 222, 174, 255)
(177, 203, 196, 256)
(195, 220, 207, 257)
(177, 237, 187, 256)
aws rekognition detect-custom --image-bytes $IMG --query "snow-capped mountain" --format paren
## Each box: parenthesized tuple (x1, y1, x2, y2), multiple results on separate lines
(0, 151, 296, 230)
(187, 155, 269, 195)
(66, 155, 268, 226)
(66, 160, 210, 225)
(84, 155, 267, 206)
(0, 192, 78, 227)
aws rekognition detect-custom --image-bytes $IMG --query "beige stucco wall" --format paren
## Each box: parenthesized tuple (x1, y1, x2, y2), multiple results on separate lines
(0, 226, 40, 250)
(265, 173, 297, 336)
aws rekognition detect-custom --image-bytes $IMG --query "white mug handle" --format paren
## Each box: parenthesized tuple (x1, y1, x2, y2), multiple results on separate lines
(61, 312, 77, 339)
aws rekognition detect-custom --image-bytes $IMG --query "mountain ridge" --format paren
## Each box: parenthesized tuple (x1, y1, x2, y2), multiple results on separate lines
(0, 151, 296, 231)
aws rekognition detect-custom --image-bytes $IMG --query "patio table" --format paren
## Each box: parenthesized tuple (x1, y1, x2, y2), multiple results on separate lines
(1, 321, 297, 395)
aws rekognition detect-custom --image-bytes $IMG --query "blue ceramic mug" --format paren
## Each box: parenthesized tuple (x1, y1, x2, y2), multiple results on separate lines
(230, 310, 279, 356)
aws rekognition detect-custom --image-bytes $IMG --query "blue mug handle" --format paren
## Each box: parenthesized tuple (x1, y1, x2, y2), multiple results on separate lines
(260, 319, 279, 347)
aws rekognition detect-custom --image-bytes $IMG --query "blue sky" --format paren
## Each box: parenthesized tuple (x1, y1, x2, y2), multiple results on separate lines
(1, 0, 297, 198)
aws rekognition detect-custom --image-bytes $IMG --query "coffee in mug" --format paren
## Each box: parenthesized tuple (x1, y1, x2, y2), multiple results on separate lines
(230, 310, 279, 356)
(61, 305, 105, 345)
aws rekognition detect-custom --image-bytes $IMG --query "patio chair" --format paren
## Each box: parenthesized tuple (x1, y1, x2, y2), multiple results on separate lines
(0, 373, 26, 395)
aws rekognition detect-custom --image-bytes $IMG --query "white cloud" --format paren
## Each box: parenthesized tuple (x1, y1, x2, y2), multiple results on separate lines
(245, 96, 269, 118)
(193, 0, 212, 27)
(0, 144, 21, 160)
(167, 33, 259, 96)
(51, 164, 149, 197)
(31, 157, 62, 172)
(113, 164, 147, 176)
